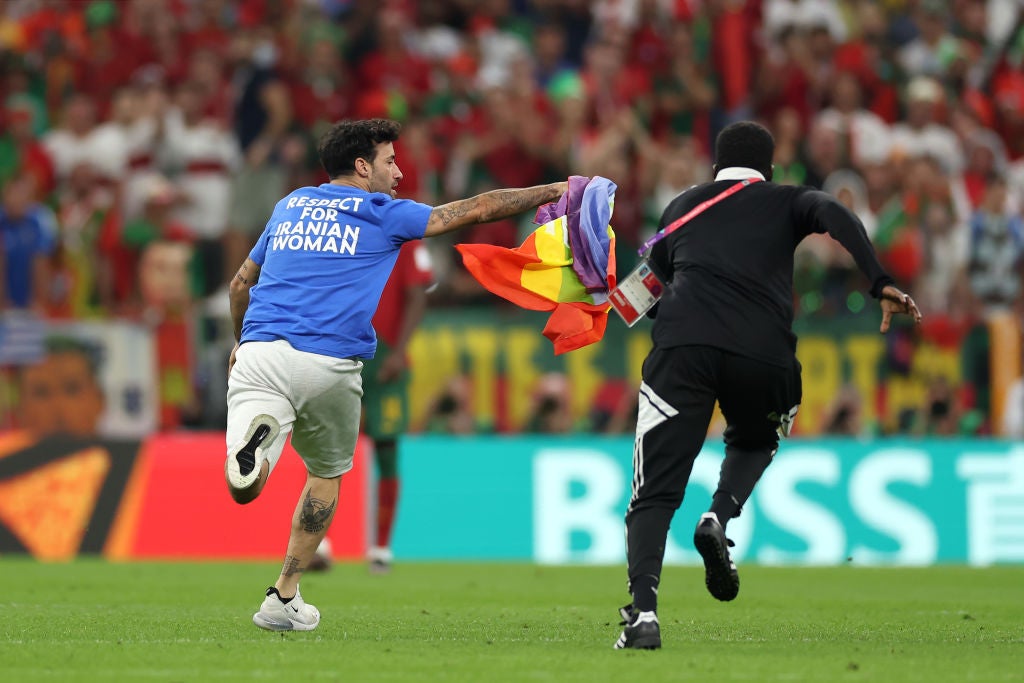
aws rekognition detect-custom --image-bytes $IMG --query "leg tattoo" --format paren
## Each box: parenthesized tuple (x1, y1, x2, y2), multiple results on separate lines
(300, 490, 336, 533)
(281, 554, 305, 577)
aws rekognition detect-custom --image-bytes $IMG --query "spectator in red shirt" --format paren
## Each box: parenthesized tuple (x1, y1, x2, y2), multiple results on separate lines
(580, 29, 654, 124)
(356, 9, 432, 113)
(289, 40, 354, 136)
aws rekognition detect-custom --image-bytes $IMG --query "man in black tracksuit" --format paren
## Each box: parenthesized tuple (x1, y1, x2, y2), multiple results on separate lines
(615, 121, 922, 650)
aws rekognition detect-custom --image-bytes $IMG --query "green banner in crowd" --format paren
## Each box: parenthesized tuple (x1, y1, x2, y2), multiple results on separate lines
(393, 436, 1024, 566)
(407, 309, 969, 435)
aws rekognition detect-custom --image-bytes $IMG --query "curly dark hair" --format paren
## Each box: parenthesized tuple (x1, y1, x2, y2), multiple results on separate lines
(317, 119, 402, 179)
(714, 121, 775, 180)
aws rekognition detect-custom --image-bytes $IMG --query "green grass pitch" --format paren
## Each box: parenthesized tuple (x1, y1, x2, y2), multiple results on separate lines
(2, 558, 1021, 682)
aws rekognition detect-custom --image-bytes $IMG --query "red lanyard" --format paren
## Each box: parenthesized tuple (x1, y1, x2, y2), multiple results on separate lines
(639, 178, 762, 256)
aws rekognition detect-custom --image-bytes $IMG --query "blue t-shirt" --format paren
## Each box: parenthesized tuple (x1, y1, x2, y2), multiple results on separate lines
(0, 205, 56, 308)
(242, 183, 431, 359)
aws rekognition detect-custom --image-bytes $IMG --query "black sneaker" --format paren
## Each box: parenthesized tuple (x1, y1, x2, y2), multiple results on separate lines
(613, 605, 661, 650)
(693, 512, 739, 601)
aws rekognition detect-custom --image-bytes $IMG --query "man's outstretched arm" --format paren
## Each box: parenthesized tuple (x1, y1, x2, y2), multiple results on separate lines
(423, 182, 568, 237)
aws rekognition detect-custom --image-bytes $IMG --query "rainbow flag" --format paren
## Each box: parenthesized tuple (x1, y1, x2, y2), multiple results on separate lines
(456, 176, 617, 355)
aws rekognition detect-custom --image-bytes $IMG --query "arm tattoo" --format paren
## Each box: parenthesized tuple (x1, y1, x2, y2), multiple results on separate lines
(299, 490, 336, 533)
(234, 263, 250, 285)
(281, 555, 305, 577)
(429, 184, 560, 234)
(437, 201, 473, 227)
(480, 188, 552, 220)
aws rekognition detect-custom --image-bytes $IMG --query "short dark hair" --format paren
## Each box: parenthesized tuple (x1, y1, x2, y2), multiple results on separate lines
(714, 121, 775, 178)
(317, 119, 402, 179)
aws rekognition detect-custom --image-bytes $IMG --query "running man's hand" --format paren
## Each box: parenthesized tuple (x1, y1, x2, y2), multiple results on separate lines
(879, 285, 922, 333)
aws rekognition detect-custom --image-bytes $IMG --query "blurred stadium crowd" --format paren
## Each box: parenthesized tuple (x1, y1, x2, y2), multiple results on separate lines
(0, 0, 1022, 437)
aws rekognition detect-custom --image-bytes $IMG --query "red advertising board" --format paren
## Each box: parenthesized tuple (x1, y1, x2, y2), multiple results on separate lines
(0, 432, 369, 561)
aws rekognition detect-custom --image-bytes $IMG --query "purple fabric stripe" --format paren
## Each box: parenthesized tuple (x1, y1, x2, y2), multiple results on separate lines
(575, 176, 615, 292)
(534, 175, 615, 295)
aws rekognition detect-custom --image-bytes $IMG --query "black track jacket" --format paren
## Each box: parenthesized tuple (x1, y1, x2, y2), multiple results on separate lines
(647, 167, 894, 367)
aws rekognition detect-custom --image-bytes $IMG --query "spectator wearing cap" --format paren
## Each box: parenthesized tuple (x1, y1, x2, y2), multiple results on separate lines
(889, 76, 964, 175)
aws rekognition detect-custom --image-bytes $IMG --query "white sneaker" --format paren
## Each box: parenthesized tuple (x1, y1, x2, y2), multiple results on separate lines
(252, 586, 320, 631)
(368, 546, 393, 574)
(226, 415, 279, 491)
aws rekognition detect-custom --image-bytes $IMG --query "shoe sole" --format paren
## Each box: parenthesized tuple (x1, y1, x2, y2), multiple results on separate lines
(226, 416, 279, 491)
(252, 612, 319, 632)
(694, 523, 740, 602)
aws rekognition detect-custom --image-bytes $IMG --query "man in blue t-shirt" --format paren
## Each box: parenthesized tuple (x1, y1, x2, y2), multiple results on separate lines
(0, 175, 56, 310)
(225, 118, 566, 632)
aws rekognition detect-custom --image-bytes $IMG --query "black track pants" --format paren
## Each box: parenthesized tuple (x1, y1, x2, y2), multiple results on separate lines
(625, 345, 801, 590)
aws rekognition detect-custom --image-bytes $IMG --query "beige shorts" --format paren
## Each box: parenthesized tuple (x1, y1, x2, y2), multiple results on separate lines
(226, 339, 363, 478)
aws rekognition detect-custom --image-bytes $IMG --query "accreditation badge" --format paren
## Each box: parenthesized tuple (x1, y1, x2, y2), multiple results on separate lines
(609, 259, 665, 327)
